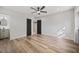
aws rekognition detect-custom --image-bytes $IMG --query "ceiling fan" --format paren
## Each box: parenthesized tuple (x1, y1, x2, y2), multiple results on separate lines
(30, 6, 47, 15)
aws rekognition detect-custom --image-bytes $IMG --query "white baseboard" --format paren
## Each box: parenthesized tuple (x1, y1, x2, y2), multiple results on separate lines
(10, 34, 26, 40)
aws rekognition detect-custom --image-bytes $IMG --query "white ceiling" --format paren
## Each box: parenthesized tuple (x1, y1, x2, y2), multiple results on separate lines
(2, 6, 74, 17)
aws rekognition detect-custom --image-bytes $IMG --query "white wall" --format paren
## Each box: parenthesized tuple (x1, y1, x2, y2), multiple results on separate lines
(9, 14, 26, 39)
(0, 7, 75, 40)
(0, 8, 26, 40)
(41, 9, 74, 40)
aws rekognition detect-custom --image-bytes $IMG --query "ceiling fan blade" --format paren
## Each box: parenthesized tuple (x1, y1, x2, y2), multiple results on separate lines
(31, 7, 37, 11)
(37, 7, 40, 11)
(40, 6, 45, 10)
(40, 11, 47, 13)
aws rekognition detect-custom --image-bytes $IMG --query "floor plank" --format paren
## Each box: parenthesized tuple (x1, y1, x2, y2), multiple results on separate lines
(0, 35, 79, 53)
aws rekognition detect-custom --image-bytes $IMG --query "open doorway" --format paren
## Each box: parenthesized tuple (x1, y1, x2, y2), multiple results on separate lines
(27, 18, 31, 36)
(33, 20, 37, 35)
(37, 20, 41, 34)
(33, 20, 42, 35)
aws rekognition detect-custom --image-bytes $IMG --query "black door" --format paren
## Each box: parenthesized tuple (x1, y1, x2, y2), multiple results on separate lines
(27, 18, 31, 36)
(37, 20, 41, 34)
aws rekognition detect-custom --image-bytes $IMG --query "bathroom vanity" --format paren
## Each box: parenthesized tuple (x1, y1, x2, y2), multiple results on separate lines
(0, 28, 10, 39)
(0, 16, 10, 39)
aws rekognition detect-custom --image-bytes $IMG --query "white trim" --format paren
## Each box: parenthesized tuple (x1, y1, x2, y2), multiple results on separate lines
(10, 34, 26, 40)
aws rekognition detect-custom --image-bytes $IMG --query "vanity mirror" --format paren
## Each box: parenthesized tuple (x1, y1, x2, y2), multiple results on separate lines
(0, 17, 7, 26)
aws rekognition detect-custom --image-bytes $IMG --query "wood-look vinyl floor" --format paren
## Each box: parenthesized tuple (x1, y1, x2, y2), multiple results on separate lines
(0, 35, 79, 53)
